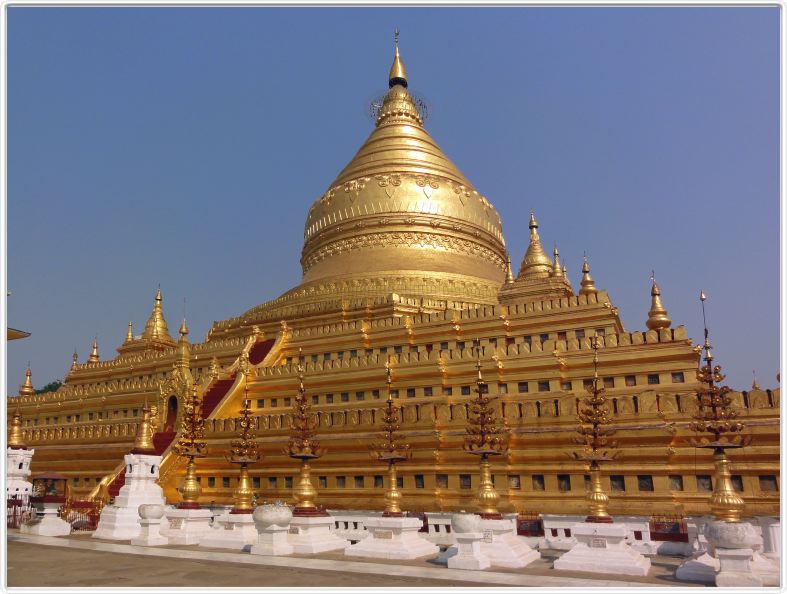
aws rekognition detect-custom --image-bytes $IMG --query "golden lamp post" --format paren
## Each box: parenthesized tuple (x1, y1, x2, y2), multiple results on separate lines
(370, 358, 411, 517)
(227, 396, 261, 514)
(463, 341, 508, 519)
(172, 385, 207, 509)
(571, 337, 618, 523)
(688, 292, 750, 522)
(284, 356, 325, 517)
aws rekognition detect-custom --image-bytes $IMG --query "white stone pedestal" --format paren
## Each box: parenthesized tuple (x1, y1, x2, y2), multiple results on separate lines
(716, 548, 763, 587)
(478, 518, 540, 569)
(554, 522, 651, 577)
(287, 514, 347, 554)
(199, 513, 258, 550)
(6, 447, 35, 498)
(251, 525, 294, 556)
(757, 517, 781, 561)
(161, 507, 213, 545)
(344, 516, 439, 560)
(93, 453, 165, 541)
(447, 533, 491, 570)
(131, 519, 168, 546)
(20, 505, 71, 537)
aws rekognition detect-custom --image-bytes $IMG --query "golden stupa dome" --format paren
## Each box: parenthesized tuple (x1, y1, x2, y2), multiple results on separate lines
(299, 43, 506, 294)
(212, 39, 509, 333)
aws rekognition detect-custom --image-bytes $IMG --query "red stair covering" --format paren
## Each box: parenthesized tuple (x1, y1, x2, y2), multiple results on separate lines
(201, 376, 236, 419)
(248, 339, 275, 365)
(108, 471, 126, 498)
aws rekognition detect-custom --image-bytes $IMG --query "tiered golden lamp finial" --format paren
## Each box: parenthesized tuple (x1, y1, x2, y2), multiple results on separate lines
(285, 352, 325, 516)
(579, 254, 598, 297)
(571, 337, 618, 522)
(227, 396, 261, 514)
(131, 398, 157, 455)
(463, 341, 508, 518)
(88, 337, 100, 363)
(688, 292, 749, 522)
(19, 365, 34, 397)
(646, 272, 672, 330)
(8, 400, 26, 449)
(370, 358, 411, 516)
(173, 385, 207, 509)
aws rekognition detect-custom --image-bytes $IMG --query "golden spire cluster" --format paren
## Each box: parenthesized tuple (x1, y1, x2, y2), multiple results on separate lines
(571, 337, 618, 522)
(227, 397, 261, 513)
(173, 386, 207, 509)
(517, 211, 554, 280)
(464, 341, 508, 518)
(370, 359, 411, 516)
(688, 292, 749, 522)
(286, 353, 325, 514)
(141, 287, 174, 343)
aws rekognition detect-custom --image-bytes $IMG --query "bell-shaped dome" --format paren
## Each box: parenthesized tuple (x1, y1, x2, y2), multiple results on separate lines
(299, 45, 507, 302)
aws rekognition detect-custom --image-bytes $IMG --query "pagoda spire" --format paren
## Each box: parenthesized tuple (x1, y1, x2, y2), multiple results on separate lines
(551, 246, 564, 278)
(579, 255, 598, 296)
(517, 211, 553, 280)
(389, 28, 407, 88)
(505, 253, 514, 284)
(131, 397, 156, 455)
(646, 273, 672, 330)
(19, 365, 34, 397)
(8, 400, 26, 449)
(71, 349, 79, 370)
(89, 338, 100, 363)
(141, 287, 174, 343)
(125, 321, 134, 343)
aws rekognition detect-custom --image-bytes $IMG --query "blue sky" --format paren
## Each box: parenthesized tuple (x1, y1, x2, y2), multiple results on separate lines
(6, 7, 779, 390)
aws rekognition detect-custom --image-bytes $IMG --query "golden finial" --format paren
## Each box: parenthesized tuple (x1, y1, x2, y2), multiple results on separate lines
(141, 286, 174, 343)
(389, 28, 407, 88)
(125, 321, 134, 343)
(551, 246, 564, 278)
(131, 399, 156, 454)
(518, 210, 553, 280)
(8, 400, 26, 449)
(71, 349, 79, 369)
(752, 371, 761, 391)
(579, 254, 598, 296)
(179, 318, 189, 339)
(19, 365, 34, 396)
(505, 253, 514, 284)
(89, 337, 100, 363)
(646, 272, 671, 330)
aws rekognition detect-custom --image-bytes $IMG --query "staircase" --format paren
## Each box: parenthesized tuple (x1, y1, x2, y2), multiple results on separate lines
(108, 471, 126, 498)
(201, 376, 236, 419)
(249, 338, 275, 365)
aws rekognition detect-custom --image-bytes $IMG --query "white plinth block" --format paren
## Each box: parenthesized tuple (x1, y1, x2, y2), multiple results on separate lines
(131, 518, 168, 547)
(478, 518, 540, 569)
(199, 513, 258, 550)
(6, 447, 35, 498)
(446, 532, 491, 570)
(93, 453, 165, 541)
(20, 506, 71, 537)
(161, 507, 213, 545)
(344, 516, 439, 560)
(287, 515, 347, 554)
(716, 548, 763, 587)
(757, 517, 781, 561)
(251, 525, 295, 556)
(675, 551, 718, 583)
(553, 522, 651, 577)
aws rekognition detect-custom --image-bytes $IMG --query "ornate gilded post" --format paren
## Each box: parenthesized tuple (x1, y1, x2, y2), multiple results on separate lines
(172, 385, 207, 509)
(688, 292, 749, 522)
(463, 341, 508, 518)
(227, 396, 261, 514)
(571, 337, 618, 522)
(284, 355, 325, 516)
(370, 358, 411, 516)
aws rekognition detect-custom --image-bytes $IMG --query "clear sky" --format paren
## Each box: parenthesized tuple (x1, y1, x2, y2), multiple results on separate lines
(6, 6, 779, 391)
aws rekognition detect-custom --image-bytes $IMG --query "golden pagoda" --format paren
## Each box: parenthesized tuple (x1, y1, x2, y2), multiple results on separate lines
(7, 38, 779, 520)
